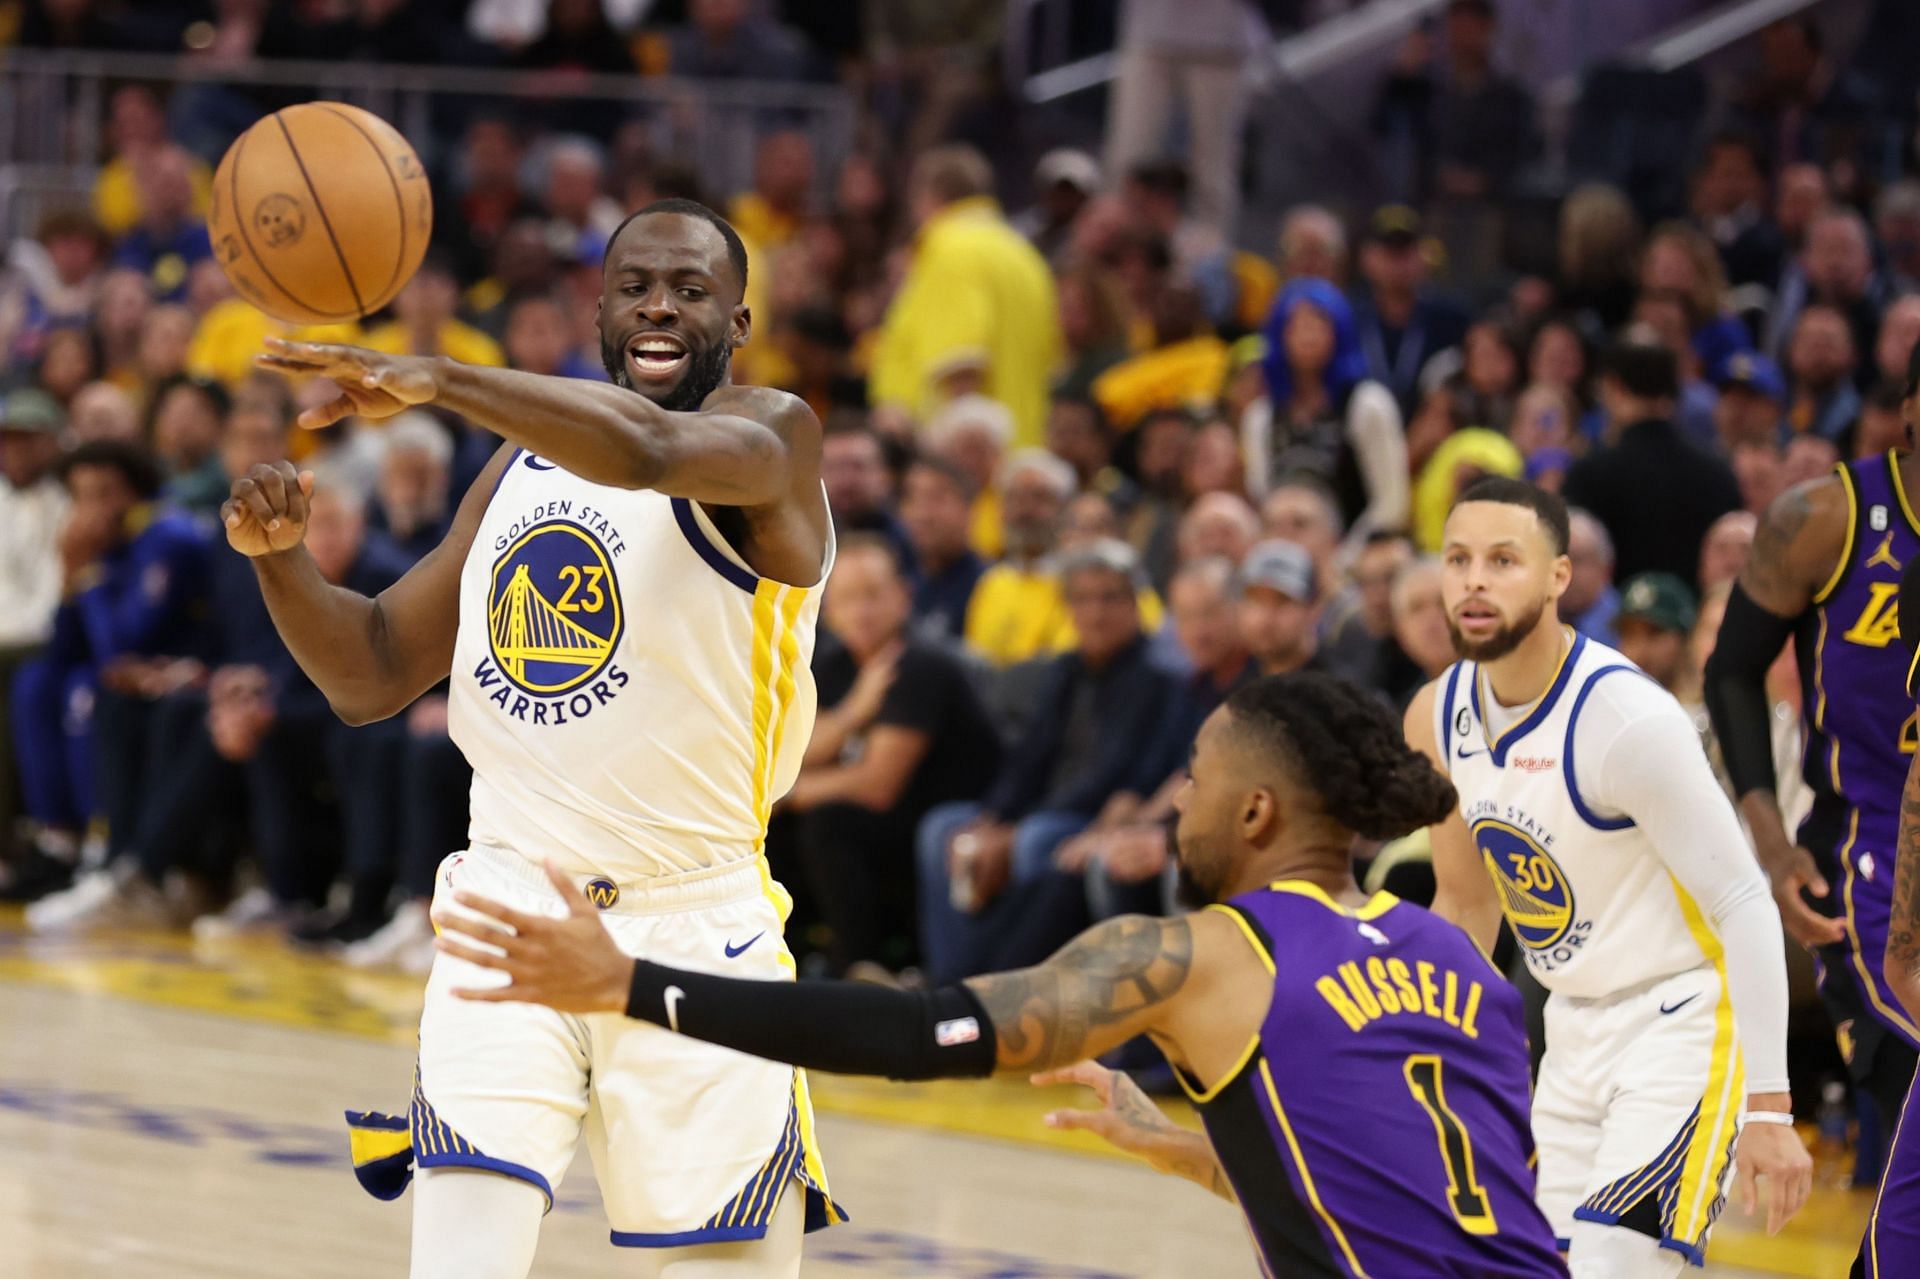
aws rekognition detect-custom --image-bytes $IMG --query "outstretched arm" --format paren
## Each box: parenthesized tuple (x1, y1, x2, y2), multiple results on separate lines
(222, 446, 512, 725)
(1032, 1061, 1235, 1203)
(432, 861, 1196, 1081)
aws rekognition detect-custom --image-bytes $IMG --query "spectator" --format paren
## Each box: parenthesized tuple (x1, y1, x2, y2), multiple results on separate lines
(1614, 572, 1699, 701)
(0, 210, 110, 367)
(1044, 393, 1127, 501)
(1119, 405, 1192, 590)
(1876, 181, 1920, 294)
(1732, 438, 1787, 518)
(1350, 206, 1470, 413)
(1090, 282, 1229, 432)
(1630, 290, 1720, 452)
(1728, 16, 1877, 177)
(1509, 382, 1577, 491)
(1237, 539, 1324, 676)
(1452, 316, 1525, 433)
(1103, 0, 1259, 236)
(1174, 492, 1260, 572)
(774, 307, 862, 420)
(0, 390, 70, 860)
(67, 381, 141, 445)
(93, 267, 152, 387)
(1387, 554, 1455, 704)
(1784, 303, 1862, 442)
(371, 413, 455, 562)
(1783, 432, 1839, 487)
(111, 147, 212, 305)
(501, 293, 600, 382)
(1062, 492, 1123, 549)
(1639, 221, 1756, 391)
(869, 146, 1062, 446)
(535, 139, 623, 266)
(1052, 261, 1134, 401)
(1557, 183, 1642, 333)
(923, 394, 1013, 559)
(1410, 418, 1523, 552)
(134, 305, 198, 399)
(1248, 278, 1408, 541)
(1712, 352, 1788, 451)
(1258, 480, 1343, 603)
(514, 0, 633, 74)
(1427, 0, 1537, 202)
(363, 252, 506, 368)
(1321, 530, 1415, 688)
(1014, 150, 1100, 267)
(664, 0, 816, 82)
(1526, 316, 1598, 431)
(1275, 205, 1350, 287)
(1698, 511, 1757, 594)
(1688, 131, 1785, 288)
(1774, 163, 1829, 256)
(1876, 297, 1920, 392)
(1563, 508, 1621, 645)
(917, 538, 1176, 982)
(1851, 379, 1911, 460)
(447, 117, 536, 284)
(90, 85, 213, 239)
(728, 132, 815, 255)
(787, 536, 1003, 977)
(1769, 207, 1884, 365)
(9, 442, 209, 896)
(147, 374, 231, 518)
(1563, 335, 1741, 586)
(821, 418, 913, 571)
(899, 455, 987, 644)
(34, 327, 103, 411)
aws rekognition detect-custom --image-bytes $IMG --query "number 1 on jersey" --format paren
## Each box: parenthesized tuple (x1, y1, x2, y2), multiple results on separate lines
(1404, 1054, 1498, 1236)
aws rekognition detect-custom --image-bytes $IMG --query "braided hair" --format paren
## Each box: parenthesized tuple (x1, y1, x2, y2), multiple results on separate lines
(1223, 673, 1456, 842)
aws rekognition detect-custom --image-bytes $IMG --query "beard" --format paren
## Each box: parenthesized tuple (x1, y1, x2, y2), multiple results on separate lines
(1447, 595, 1548, 662)
(602, 334, 735, 412)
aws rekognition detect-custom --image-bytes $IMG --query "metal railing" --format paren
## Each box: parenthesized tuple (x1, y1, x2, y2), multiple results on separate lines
(0, 49, 858, 237)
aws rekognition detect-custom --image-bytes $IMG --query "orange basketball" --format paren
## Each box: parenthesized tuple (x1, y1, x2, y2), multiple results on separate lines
(209, 102, 433, 325)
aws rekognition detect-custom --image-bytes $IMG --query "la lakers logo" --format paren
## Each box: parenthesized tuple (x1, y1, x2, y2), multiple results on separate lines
(487, 521, 622, 696)
(1474, 820, 1576, 951)
(584, 878, 620, 910)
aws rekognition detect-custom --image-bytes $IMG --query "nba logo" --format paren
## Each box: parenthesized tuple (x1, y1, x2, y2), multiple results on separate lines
(585, 878, 620, 910)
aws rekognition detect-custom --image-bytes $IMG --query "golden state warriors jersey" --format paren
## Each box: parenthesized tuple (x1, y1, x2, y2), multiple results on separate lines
(1436, 632, 1720, 999)
(448, 448, 831, 882)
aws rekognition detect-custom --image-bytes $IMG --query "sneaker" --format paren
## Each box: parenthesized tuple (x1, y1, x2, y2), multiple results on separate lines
(341, 901, 434, 970)
(191, 886, 304, 941)
(0, 846, 77, 904)
(289, 907, 390, 950)
(27, 869, 180, 933)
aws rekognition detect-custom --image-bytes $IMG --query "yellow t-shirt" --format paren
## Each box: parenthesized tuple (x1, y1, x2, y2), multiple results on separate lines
(727, 193, 800, 253)
(968, 489, 1003, 561)
(186, 299, 361, 387)
(1412, 428, 1524, 551)
(93, 155, 215, 237)
(963, 562, 1164, 666)
(363, 320, 506, 368)
(1090, 335, 1231, 431)
(868, 198, 1062, 447)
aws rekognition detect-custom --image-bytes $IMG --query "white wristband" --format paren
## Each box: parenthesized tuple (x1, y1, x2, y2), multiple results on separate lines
(1739, 1110, 1796, 1127)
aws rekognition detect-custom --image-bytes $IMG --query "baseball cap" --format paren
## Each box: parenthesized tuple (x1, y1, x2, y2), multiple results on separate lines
(1712, 351, 1786, 404)
(1238, 539, 1316, 602)
(1619, 572, 1697, 633)
(1367, 205, 1423, 248)
(1035, 148, 1101, 194)
(0, 388, 64, 434)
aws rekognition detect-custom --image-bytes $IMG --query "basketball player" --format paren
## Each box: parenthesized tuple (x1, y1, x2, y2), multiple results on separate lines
(223, 200, 840, 1278)
(1847, 367, 1920, 1279)
(1406, 476, 1810, 1277)
(1703, 339, 1920, 1141)
(436, 673, 1573, 1279)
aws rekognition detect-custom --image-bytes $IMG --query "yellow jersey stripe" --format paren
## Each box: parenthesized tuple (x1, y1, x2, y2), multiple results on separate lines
(1266, 881, 1399, 920)
(1668, 879, 1744, 1245)
(1813, 462, 1859, 604)
(1259, 1059, 1372, 1277)
(793, 1068, 844, 1222)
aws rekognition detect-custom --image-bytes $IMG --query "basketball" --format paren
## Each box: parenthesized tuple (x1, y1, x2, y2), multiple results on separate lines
(208, 102, 432, 325)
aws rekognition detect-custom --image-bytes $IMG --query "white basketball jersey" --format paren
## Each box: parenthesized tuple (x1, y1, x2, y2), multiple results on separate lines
(1436, 631, 1717, 999)
(448, 448, 831, 882)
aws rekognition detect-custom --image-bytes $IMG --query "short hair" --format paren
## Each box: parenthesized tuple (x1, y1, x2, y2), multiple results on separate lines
(927, 394, 1015, 451)
(1057, 537, 1143, 589)
(835, 531, 907, 577)
(1567, 508, 1615, 563)
(1700, 129, 1767, 179)
(147, 373, 230, 435)
(606, 198, 750, 293)
(1601, 332, 1681, 401)
(1223, 673, 1458, 841)
(1452, 475, 1571, 555)
(904, 452, 979, 501)
(382, 412, 455, 469)
(1126, 159, 1191, 202)
(911, 146, 994, 206)
(999, 447, 1076, 500)
(59, 439, 164, 498)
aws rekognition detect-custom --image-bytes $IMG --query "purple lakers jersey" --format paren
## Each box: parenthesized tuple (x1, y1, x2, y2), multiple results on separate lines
(1801, 453, 1920, 1047)
(1189, 883, 1566, 1279)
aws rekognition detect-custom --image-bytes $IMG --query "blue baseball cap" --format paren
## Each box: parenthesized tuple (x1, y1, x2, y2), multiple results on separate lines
(1712, 351, 1786, 405)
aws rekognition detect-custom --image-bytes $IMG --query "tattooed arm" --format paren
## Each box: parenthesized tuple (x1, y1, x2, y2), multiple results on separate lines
(1889, 752, 1920, 1021)
(964, 915, 1196, 1073)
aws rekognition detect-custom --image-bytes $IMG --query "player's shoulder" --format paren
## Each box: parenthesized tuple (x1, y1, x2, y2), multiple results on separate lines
(1754, 468, 1854, 559)
(705, 383, 819, 434)
(1571, 640, 1689, 729)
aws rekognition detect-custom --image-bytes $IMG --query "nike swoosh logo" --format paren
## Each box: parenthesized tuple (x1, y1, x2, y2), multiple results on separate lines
(664, 985, 685, 1033)
(524, 455, 556, 470)
(724, 932, 765, 959)
(1659, 994, 1700, 1016)
(1455, 747, 1485, 760)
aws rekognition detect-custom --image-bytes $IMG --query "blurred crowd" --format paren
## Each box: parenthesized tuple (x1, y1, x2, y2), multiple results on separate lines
(0, 0, 1915, 991)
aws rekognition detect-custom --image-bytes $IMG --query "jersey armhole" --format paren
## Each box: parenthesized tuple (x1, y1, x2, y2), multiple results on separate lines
(1811, 462, 1860, 606)
(1563, 665, 1652, 831)
(1175, 905, 1275, 1106)
(1438, 662, 1464, 769)
(671, 496, 760, 594)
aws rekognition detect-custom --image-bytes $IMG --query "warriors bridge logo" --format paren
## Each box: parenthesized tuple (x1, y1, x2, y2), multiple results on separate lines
(473, 521, 629, 725)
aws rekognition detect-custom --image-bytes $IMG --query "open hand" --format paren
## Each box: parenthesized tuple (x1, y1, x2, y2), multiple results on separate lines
(435, 859, 631, 1014)
(257, 337, 439, 429)
(1732, 1113, 1812, 1236)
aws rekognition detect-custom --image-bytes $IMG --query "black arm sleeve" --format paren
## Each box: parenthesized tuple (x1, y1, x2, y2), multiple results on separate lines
(626, 960, 999, 1081)
(1702, 583, 1800, 799)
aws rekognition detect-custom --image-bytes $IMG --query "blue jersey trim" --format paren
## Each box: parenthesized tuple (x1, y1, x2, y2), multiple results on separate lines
(1440, 662, 1464, 762)
(612, 1224, 773, 1248)
(1472, 632, 1587, 767)
(489, 447, 525, 500)
(414, 1150, 554, 1211)
(672, 496, 758, 594)
(1563, 664, 1653, 831)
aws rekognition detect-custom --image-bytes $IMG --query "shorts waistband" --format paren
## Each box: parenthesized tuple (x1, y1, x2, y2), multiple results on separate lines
(463, 844, 770, 914)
